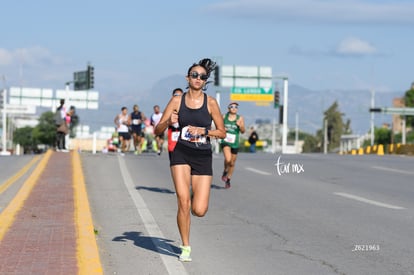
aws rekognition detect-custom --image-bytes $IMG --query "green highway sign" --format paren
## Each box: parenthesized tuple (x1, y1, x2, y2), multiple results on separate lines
(231, 87, 272, 95)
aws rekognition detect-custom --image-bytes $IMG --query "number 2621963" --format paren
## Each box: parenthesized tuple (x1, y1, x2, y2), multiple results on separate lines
(352, 245, 380, 252)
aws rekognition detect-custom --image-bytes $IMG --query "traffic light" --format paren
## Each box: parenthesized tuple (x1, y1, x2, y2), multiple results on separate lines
(279, 105, 284, 124)
(214, 66, 220, 86)
(87, 65, 94, 89)
(369, 108, 381, 112)
(274, 90, 280, 108)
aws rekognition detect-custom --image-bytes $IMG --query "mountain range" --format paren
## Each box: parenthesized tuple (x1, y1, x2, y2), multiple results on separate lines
(75, 75, 404, 136)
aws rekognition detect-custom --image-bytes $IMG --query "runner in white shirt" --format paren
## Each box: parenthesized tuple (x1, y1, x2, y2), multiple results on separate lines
(151, 105, 164, 155)
(114, 106, 131, 154)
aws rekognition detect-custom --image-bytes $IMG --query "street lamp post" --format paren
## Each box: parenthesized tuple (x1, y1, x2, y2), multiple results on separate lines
(370, 89, 375, 146)
(1, 86, 11, 156)
(282, 77, 288, 154)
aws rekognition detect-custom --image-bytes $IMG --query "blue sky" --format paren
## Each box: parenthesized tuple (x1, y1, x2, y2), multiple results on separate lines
(1, 0, 414, 97)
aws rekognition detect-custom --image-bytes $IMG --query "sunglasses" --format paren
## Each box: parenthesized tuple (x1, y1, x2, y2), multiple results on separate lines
(189, 71, 209, 81)
(228, 105, 238, 109)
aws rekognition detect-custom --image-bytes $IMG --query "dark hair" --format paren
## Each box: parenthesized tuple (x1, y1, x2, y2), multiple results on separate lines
(172, 88, 183, 96)
(187, 58, 216, 78)
(121, 106, 127, 111)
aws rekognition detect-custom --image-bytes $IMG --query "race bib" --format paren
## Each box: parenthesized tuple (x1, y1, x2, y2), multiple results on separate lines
(171, 131, 180, 141)
(132, 119, 141, 125)
(224, 133, 236, 143)
(181, 126, 207, 143)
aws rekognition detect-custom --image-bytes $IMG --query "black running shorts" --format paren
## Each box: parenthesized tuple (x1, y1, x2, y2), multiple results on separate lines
(170, 142, 212, 176)
(118, 132, 131, 140)
(221, 143, 239, 154)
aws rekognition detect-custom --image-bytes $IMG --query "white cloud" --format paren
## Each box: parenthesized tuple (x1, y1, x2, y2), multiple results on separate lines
(0, 46, 64, 67)
(0, 49, 13, 66)
(206, 0, 414, 24)
(336, 37, 377, 56)
(288, 37, 378, 57)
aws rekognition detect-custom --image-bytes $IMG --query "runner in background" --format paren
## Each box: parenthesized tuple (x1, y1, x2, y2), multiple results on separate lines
(220, 102, 245, 189)
(167, 88, 183, 160)
(114, 106, 131, 155)
(129, 104, 146, 155)
(150, 105, 164, 155)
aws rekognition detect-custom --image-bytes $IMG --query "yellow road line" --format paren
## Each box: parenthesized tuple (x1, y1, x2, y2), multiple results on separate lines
(72, 150, 103, 275)
(0, 155, 41, 194)
(0, 150, 52, 241)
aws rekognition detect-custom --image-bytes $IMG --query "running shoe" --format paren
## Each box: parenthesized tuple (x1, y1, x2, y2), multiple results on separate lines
(221, 170, 228, 182)
(179, 245, 192, 262)
(225, 179, 231, 189)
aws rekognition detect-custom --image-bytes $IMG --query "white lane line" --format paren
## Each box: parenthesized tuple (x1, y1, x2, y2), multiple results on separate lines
(245, 167, 272, 176)
(372, 166, 414, 175)
(118, 156, 188, 275)
(334, 192, 405, 210)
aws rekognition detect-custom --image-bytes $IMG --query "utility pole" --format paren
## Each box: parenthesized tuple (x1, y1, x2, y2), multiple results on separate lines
(212, 56, 222, 155)
(324, 119, 328, 154)
(282, 77, 288, 154)
(1, 78, 10, 156)
(295, 111, 299, 153)
(370, 89, 375, 146)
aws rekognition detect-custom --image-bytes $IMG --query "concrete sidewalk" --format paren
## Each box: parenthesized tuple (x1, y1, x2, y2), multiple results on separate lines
(0, 150, 102, 275)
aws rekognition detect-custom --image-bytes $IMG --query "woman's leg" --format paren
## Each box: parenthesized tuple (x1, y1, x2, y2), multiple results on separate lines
(171, 164, 192, 246)
(191, 175, 212, 217)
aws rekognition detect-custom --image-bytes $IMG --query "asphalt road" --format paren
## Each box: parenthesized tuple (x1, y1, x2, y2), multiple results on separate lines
(79, 152, 414, 275)
(0, 155, 40, 213)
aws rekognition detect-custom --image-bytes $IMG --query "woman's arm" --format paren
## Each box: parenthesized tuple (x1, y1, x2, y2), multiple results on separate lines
(207, 96, 226, 139)
(154, 96, 180, 135)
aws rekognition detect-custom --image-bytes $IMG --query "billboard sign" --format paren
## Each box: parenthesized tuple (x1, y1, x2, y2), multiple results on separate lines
(221, 65, 273, 102)
(8, 87, 99, 110)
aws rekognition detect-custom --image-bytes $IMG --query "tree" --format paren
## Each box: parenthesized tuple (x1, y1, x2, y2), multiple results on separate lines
(375, 127, 392, 145)
(13, 126, 36, 153)
(323, 101, 348, 151)
(302, 134, 320, 153)
(393, 130, 414, 144)
(32, 111, 57, 147)
(404, 86, 414, 127)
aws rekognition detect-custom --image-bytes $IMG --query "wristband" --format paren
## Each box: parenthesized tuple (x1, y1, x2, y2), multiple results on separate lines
(204, 128, 208, 136)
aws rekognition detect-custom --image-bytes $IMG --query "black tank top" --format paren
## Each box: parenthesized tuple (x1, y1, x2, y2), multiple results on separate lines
(177, 92, 211, 150)
(130, 111, 142, 131)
